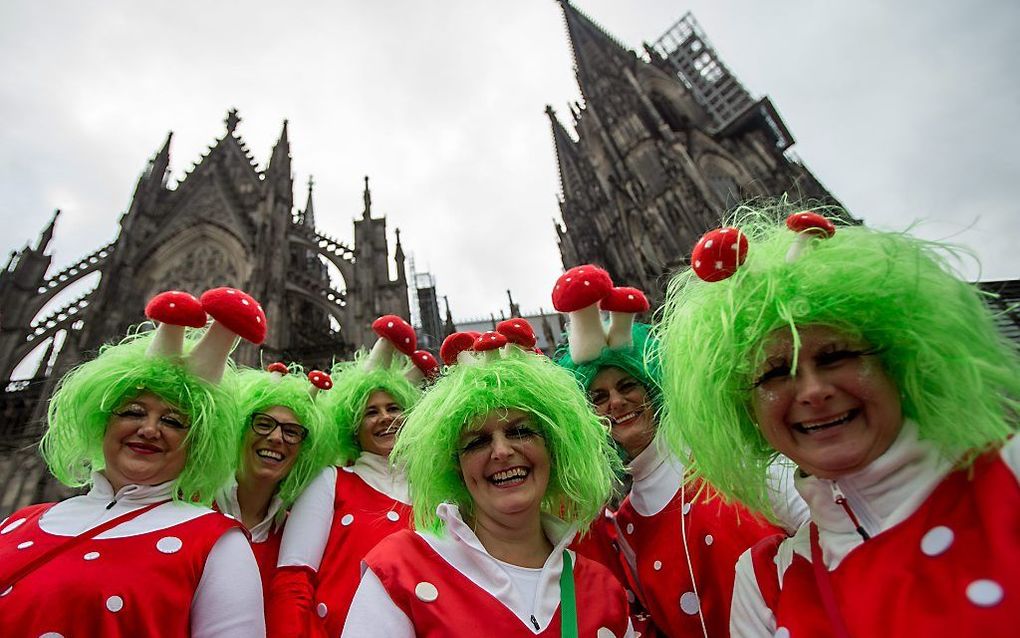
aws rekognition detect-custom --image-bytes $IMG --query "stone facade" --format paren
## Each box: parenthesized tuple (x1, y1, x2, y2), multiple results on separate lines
(0, 111, 409, 515)
(549, 2, 845, 301)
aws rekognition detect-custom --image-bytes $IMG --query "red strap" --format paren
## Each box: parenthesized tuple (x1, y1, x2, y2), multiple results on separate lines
(749, 533, 784, 612)
(1, 499, 169, 590)
(809, 523, 853, 638)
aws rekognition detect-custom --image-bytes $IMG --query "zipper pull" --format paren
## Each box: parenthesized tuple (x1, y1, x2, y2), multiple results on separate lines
(830, 482, 870, 541)
(106, 499, 117, 510)
(530, 615, 540, 630)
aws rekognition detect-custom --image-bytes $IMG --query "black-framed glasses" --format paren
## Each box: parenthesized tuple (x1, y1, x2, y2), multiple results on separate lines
(250, 413, 308, 444)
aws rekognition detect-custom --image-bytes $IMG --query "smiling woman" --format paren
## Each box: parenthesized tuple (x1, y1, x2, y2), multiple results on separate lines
(268, 320, 424, 638)
(658, 206, 1020, 636)
(0, 289, 267, 637)
(214, 364, 331, 596)
(340, 347, 635, 637)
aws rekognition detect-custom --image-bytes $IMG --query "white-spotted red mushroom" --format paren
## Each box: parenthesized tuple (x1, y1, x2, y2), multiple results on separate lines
(691, 228, 748, 282)
(365, 315, 417, 370)
(785, 211, 836, 262)
(552, 264, 613, 364)
(496, 318, 537, 350)
(307, 370, 332, 398)
(266, 362, 289, 382)
(406, 350, 441, 384)
(473, 331, 507, 362)
(600, 287, 650, 349)
(440, 332, 477, 366)
(187, 287, 268, 384)
(144, 290, 207, 359)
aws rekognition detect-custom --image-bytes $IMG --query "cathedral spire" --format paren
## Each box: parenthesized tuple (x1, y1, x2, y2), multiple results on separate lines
(225, 108, 241, 134)
(558, 0, 634, 101)
(149, 131, 172, 184)
(545, 105, 592, 204)
(302, 175, 316, 229)
(393, 227, 406, 283)
(35, 209, 60, 254)
(362, 175, 372, 219)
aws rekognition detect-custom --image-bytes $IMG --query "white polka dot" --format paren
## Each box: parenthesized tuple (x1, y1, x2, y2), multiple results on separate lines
(106, 595, 124, 612)
(39, 634, 65, 638)
(156, 536, 183, 554)
(920, 526, 954, 556)
(704, 534, 714, 546)
(1, 517, 26, 534)
(387, 321, 394, 328)
(317, 602, 328, 618)
(626, 523, 634, 534)
(682, 502, 692, 515)
(83, 551, 100, 561)
(597, 628, 616, 638)
(679, 591, 700, 615)
(17, 541, 33, 550)
(341, 514, 354, 526)
(653, 560, 663, 571)
(415, 581, 439, 602)
(1, 585, 11, 597)
(241, 299, 250, 306)
(386, 511, 400, 522)
(704, 239, 714, 249)
(774, 629, 791, 638)
(966, 579, 1004, 607)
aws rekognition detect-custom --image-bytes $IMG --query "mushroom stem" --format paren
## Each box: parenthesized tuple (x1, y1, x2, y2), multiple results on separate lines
(187, 321, 240, 384)
(365, 337, 396, 370)
(456, 350, 476, 365)
(405, 367, 424, 384)
(606, 312, 636, 350)
(785, 235, 810, 263)
(567, 304, 608, 364)
(146, 324, 187, 359)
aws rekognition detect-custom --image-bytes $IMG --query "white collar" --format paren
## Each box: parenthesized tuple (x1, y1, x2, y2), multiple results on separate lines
(215, 475, 285, 542)
(90, 470, 176, 505)
(352, 452, 410, 504)
(792, 420, 956, 566)
(419, 503, 577, 632)
(626, 437, 684, 516)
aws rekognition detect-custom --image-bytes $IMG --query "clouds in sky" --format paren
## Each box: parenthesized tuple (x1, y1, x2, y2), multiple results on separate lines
(1, 0, 1017, 325)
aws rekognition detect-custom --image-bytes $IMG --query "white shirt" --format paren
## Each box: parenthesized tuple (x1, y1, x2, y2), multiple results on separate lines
(342, 503, 637, 637)
(277, 452, 409, 570)
(215, 474, 285, 543)
(33, 471, 265, 638)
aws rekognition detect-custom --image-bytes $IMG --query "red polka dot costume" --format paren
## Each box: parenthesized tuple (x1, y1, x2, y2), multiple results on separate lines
(274, 454, 411, 636)
(732, 425, 1020, 637)
(0, 475, 263, 637)
(612, 442, 789, 637)
(215, 476, 286, 596)
(343, 503, 635, 637)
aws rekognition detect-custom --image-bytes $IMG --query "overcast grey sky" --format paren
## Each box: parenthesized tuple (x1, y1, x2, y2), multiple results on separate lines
(2, 0, 1018, 327)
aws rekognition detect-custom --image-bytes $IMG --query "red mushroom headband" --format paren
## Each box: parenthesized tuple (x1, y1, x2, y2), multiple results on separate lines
(145, 290, 207, 359)
(185, 287, 268, 384)
(691, 228, 748, 283)
(406, 350, 441, 385)
(785, 211, 836, 262)
(365, 315, 418, 371)
(307, 369, 333, 399)
(552, 264, 614, 364)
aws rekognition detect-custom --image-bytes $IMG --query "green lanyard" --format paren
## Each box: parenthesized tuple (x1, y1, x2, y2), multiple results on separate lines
(559, 550, 578, 638)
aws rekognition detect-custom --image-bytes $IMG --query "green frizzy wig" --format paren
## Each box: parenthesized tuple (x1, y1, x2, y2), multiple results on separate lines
(320, 353, 421, 465)
(232, 365, 333, 507)
(556, 322, 662, 406)
(41, 329, 239, 505)
(657, 205, 1020, 517)
(393, 349, 622, 535)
